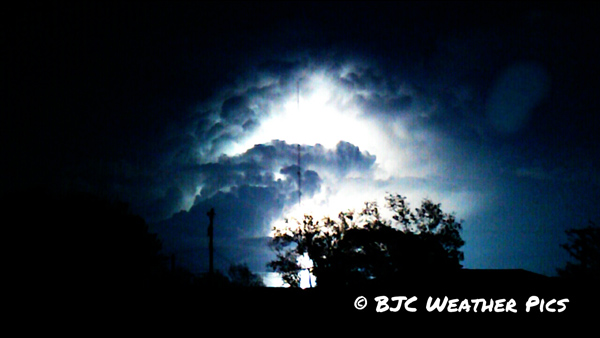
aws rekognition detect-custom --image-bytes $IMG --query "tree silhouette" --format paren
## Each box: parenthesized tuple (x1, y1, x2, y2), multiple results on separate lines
(193, 263, 266, 288)
(6, 190, 166, 290)
(65, 193, 164, 288)
(268, 193, 464, 288)
(228, 263, 266, 287)
(268, 249, 301, 288)
(557, 221, 599, 280)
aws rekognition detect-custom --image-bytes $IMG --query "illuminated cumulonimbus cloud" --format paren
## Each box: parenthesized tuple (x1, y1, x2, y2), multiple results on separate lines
(149, 49, 596, 280)
(147, 56, 502, 278)
(165, 57, 491, 229)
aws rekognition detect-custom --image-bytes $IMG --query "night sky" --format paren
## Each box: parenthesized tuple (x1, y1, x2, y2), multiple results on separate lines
(5, 1, 600, 286)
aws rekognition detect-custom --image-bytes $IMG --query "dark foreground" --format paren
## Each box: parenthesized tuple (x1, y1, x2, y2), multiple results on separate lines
(191, 270, 596, 318)
(24, 269, 596, 327)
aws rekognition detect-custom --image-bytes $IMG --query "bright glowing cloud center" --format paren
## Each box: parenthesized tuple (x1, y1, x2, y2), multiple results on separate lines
(229, 74, 373, 155)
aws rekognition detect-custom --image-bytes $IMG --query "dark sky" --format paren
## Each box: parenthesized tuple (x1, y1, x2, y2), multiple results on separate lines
(5, 1, 600, 284)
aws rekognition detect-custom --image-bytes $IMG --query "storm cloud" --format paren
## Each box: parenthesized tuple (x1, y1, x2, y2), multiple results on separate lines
(151, 139, 376, 274)
(6, 2, 599, 281)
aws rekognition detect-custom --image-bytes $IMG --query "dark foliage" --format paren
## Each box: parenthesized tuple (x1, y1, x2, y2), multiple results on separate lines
(4, 189, 164, 291)
(268, 193, 465, 288)
(557, 221, 599, 280)
(3, 187, 271, 295)
(228, 263, 266, 288)
(192, 264, 266, 288)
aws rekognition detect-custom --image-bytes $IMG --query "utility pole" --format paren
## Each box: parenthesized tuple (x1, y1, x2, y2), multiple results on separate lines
(207, 207, 215, 277)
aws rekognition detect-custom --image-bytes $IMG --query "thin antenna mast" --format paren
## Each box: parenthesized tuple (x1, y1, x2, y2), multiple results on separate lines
(297, 79, 302, 208)
(297, 78, 311, 288)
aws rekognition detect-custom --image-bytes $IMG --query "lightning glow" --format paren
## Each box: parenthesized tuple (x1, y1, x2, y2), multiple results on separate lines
(227, 73, 379, 156)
